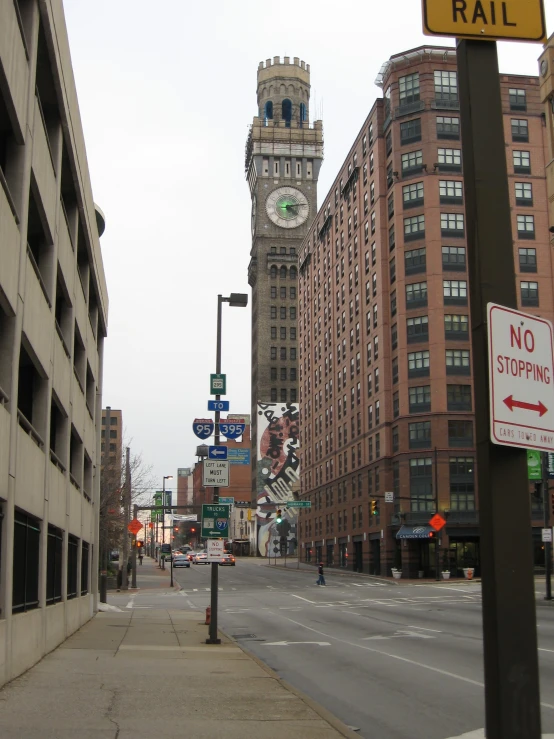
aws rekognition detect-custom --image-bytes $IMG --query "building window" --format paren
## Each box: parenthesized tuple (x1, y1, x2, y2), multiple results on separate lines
(439, 180, 463, 204)
(406, 282, 428, 308)
(441, 213, 465, 237)
(290, 348, 296, 360)
(280, 367, 287, 381)
(390, 257, 396, 284)
(400, 118, 422, 145)
(442, 246, 466, 271)
(405, 247, 426, 276)
(280, 388, 287, 402)
(408, 350, 430, 378)
(509, 88, 526, 111)
(393, 391, 399, 418)
(280, 327, 286, 340)
(437, 148, 462, 172)
(386, 130, 393, 156)
(521, 281, 539, 307)
(409, 458, 433, 511)
(46, 525, 63, 605)
(270, 286, 277, 299)
(407, 315, 429, 342)
(448, 420, 473, 447)
(449, 456, 475, 511)
(446, 349, 471, 374)
(519, 248, 537, 273)
(12, 511, 41, 613)
(513, 150, 530, 174)
(444, 280, 468, 305)
(447, 384, 472, 411)
(409, 421, 431, 449)
(392, 356, 398, 384)
(445, 314, 469, 339)
(389, 224, 395, 252)
(515, 182, 533, 206)
(392, 425, 399, 452)
(280, 307, 286, 320)
(388, 193, 394, 220)
(291, 388, 297, 403)
(401, 149, 423, 174)
(436, 115, 460, 139)
(67, 535, 79, 600)
(399, 72, 420, 105)
(391, 290, 397, 316)
(403, 181, 424, 209)
(391, 323, 398, 349)
(271, 327, 277, 339)
(271, 388, 277, 401)
(404, 214, 425, 241)
(511, 118, 529, 142)
(81, 540, 89, 595)
(434, 70, 458, 101)
(517, 214, 535, 239)
(271, 367, 277, 380)
(409, 385, 431, 413)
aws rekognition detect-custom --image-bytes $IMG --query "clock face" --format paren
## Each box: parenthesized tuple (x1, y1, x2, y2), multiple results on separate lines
(251, 195, 257, 235)
(265, 187, 310, 229)
(540, 59, 548, 77)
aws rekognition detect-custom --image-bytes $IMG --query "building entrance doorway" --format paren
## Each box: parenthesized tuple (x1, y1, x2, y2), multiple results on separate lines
(353, 541, 363, 572)
(371, 539, 381, 576)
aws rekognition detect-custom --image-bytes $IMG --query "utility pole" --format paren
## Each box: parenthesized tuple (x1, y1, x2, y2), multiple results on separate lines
(121, 446, 131, 590)
(543, 453, 552, 600)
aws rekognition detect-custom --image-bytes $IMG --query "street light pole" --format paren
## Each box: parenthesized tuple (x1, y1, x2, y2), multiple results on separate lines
(207, 293, 248, 645)
(162, 475, 173, 570)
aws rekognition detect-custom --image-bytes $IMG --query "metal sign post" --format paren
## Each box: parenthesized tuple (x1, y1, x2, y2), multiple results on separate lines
(457, 38, 541, 738)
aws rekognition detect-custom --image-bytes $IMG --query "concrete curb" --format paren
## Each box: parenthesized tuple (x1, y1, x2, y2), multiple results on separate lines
(226, 628, 360, 738)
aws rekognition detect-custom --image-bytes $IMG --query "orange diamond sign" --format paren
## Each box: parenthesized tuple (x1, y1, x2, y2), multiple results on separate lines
(127, 518, 143, 535)
(429, 513, 446, 531)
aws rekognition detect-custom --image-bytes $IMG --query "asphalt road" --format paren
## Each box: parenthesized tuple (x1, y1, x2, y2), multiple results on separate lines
(113, 560, 554, 739)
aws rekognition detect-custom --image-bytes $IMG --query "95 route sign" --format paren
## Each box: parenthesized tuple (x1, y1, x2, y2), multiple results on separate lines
(488, 303, 554, 452)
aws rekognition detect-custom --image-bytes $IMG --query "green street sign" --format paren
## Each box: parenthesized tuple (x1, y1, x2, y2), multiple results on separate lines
(201, 504, 230, 538)
(286, 500, 312, 508)
(150, 510, 156, 523)
(210, 374, 226, 395)
(527, 449, 542, 480)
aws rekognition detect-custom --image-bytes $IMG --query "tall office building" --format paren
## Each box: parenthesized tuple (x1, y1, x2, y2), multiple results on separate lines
(0, 0, 108, 686)
(297, 45, 551, 577)
(246, 57, 323, 503)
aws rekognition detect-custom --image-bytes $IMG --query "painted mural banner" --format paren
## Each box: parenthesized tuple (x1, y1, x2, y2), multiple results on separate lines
(256, 402, 300, 557)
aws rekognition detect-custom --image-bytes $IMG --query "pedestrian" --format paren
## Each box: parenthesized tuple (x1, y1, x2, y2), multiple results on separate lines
(316, 562, 326, 586)
(138, 552, 143, 565)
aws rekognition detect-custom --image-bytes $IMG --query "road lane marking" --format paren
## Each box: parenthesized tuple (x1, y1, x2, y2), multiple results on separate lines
(263, 641, 331, 647)
(539, 648, 554, 653)
(289, 594, 318, 604)
(407, 625, 442, 632)
(362, 630, 436, 641)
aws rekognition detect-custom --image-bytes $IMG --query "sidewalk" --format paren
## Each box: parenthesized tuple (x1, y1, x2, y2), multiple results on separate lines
(0, 557, 357, 739)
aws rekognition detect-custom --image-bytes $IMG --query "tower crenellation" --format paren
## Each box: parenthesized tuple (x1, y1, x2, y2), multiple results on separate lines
(257, 57, 311, 126)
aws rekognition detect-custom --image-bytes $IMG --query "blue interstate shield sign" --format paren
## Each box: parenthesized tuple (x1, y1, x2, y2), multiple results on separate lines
(216, 518, 228, 531)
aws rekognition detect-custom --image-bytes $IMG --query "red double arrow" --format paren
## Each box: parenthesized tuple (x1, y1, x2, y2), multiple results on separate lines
(503, 395, 548, 417)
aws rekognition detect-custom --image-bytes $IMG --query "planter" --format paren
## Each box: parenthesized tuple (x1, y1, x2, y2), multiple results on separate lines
(442, 571, 451, 580)
(465, 567, 474, 580)
(418, 570, 424, 579)
(392, 569, 402, 580)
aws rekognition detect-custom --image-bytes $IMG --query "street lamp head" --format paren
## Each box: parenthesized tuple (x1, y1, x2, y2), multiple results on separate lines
(164, 475, 173, 480)
(227, 293, 248, 308)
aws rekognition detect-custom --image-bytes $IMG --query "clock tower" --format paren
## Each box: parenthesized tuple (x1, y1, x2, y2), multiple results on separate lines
(246, 56, 324, 502)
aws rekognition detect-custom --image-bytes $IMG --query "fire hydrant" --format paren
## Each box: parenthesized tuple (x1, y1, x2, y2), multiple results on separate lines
(205, 606, 211, 625)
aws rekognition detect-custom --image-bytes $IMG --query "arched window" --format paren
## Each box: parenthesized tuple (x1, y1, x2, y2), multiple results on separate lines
(264, 100, 273, 126)
(270, 265, 277, 279)
(299, 103, 306, 127)
(282, 99, 292, 127)
(280, 266, 288, 279)
(290, 266, 298, 279)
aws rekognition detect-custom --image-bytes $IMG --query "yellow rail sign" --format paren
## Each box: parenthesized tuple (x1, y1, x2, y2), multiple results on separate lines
(422, 0, 547, 43)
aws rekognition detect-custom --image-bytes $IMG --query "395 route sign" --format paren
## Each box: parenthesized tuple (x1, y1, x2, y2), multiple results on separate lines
(488, 303, 554, 452)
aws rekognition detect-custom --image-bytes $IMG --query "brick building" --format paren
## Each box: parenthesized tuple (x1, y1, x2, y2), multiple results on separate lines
(297, 45, 552, 578)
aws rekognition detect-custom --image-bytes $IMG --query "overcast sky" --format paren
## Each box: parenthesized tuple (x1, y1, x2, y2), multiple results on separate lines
(62, 0, 553, 492)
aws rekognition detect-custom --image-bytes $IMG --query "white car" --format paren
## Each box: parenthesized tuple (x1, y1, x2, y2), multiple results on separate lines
(194, 552, 208, 564)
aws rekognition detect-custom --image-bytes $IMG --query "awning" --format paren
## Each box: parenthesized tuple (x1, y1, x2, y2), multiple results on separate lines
(396, 525, 434, 539)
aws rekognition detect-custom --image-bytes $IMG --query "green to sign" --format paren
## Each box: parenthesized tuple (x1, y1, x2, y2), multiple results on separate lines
(201, 504, 230, 538)
(286, 500, 312, 508)
(527, 449, 542, 480)
(210, 374, 226, 395)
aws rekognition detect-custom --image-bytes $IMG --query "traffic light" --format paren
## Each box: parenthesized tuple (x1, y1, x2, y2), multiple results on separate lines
(191, 527, 196, 533)
(371, 500, 378, 516)
(276, 509, 283, 523)
(136, 540, 144, 549)
(428, 531, 435, 539)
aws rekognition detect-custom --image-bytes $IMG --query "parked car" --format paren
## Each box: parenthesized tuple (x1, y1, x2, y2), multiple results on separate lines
(219, 554, 236, 566)
(173, 555, 190, 568)
(194, 552, 208, 564)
